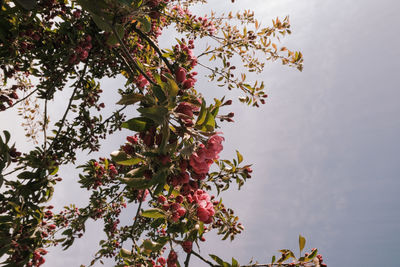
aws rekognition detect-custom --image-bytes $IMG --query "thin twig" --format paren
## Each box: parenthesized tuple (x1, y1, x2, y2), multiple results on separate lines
(191, 251, 216, 267)
(3, 88, 39, 111)
(75, 105, 127, 147)
(43, 98, 48, 153)
(131, 198, 143, 237)
(48, 60, 90, 151)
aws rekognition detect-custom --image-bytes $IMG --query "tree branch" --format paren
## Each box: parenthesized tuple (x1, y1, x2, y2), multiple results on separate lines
(184, 252, 192, 267)
(3, 88, 39, 111)
(191, 251, 217, 267)
(112, 25, 156, 86)
(132, 26, 175, 73)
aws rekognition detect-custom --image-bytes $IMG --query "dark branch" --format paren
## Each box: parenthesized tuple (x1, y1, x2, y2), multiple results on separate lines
(132, 26, 175, 73)
(184, 252, 192, 267)
(191, 251, 217, 267)
(112, 25, 157, 86)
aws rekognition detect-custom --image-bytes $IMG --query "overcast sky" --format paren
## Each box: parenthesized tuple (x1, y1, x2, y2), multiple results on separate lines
(2, 0, 400, 266)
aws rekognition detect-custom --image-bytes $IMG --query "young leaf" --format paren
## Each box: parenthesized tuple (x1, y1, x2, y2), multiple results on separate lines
(137, 106, 168, 125)
(117, 93, 143, 105)
(299, 234, 306, 254)
(121, 117, 154, 132)
(141, 209, 166, 219)
(120, 177, 150, 189)
(110, 151, 143, 166)
(236, 150, 243, 164)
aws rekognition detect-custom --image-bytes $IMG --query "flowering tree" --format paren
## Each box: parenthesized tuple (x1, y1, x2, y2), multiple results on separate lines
(0, 0, 327, 266)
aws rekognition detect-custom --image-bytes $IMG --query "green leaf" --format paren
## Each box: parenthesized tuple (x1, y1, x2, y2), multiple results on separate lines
(165, 77, 179, 99)
(17, 171, 37, 179)
(202, 111, 215, 131)
(49, 166, 59, 176)
(76, 0, 108, 17)
(126, 167, 145, 178)
(117, 93, 143, 105)
(198, 221, 205, 236)
(271, 255, 276, 264)
(119, 248, 132, 257)
(137, 16, 151, 33)
(120, 177, 150, 189)
(116, 158, 143, 166)
(236, 150, 243, 164)
(305, 249, 318, 261)
(152, 85, 167, 103)
(137, 106, 168, 125)
(142, 239, 165, 254)
(91, 13, 112, 32)
(153, 181, 165, 195)
(299, 234, 306, 253)
(141, 208, 166, 219)
(209, 255, 229, 267)
(121, 117, 154, 132)
(231, 257, 239, 267)
(107, 24, 125, 45)
(110, 151, 143, 166)
(3, 131, 10, 144)
(196, 99, 207, 125)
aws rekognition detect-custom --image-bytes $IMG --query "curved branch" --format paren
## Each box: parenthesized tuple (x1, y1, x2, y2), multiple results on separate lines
(132, 26, 175, 73)
(112, 25, 157, 86)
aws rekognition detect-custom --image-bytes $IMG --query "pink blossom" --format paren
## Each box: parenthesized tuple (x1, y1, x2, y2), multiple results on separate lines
(175, 67, 187, 84)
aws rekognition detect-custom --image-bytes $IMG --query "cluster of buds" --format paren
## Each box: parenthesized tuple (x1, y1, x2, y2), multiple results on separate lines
(167, 250, 178, 267)
(40, 206, 57, 238)
(158, 195, 186, 222)
(27, 248, 48, 267)
(181, 240, 193, 253)
(175, 102, 198, 127)
(173, 39, 198, 69)
(86, 159, 119, 190)
(8, 147, 22, 162)
(174, 67, 197, 90)
(171, 7, 216, 35)
(0, 89, 19, 111)
(69, 35, 93, 64)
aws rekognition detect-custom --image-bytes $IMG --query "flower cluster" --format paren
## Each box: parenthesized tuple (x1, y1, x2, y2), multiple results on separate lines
(193, 189, 215, 223)
(189, 134, 224, 176)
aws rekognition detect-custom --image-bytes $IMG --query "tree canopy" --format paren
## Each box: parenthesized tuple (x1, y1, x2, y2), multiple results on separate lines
(0, 0, 325, 266)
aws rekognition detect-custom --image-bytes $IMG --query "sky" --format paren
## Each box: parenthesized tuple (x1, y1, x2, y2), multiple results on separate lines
(1, 0, 400, 266)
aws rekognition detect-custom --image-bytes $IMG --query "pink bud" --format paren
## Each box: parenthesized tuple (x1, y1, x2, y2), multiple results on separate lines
(175, 67, 187, 84)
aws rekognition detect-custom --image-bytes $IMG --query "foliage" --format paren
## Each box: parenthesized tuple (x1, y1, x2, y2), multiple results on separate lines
(0, 0, 324, 266)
